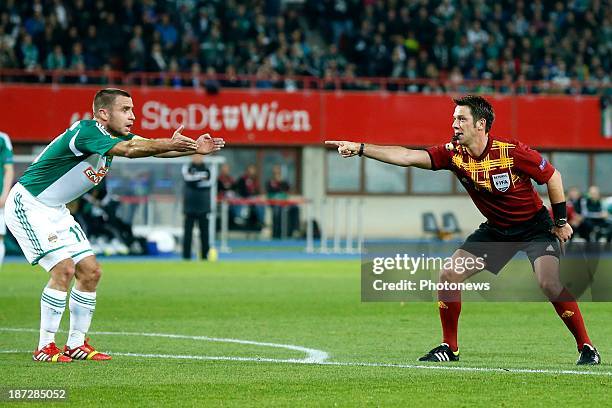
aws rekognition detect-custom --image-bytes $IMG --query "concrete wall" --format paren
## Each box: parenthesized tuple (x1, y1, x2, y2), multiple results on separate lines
(302, 147, 486, 238)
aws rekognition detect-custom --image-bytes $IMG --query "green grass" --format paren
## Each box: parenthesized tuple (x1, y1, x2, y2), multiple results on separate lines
(0, 260, 610, 406)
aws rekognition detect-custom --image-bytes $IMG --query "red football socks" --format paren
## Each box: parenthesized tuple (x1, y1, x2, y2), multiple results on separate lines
(551, 288, 592, 350)
(438, 289, 461, 352)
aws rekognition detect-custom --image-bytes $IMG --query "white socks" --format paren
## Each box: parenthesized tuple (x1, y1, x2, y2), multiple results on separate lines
(67, 288, 96, 349)
(38, 286, 97, 350)
(39, 287, 67, 349)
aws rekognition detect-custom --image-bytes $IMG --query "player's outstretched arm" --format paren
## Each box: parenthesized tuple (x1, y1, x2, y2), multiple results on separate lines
(155, 131, 226, 158)
(324, 141, 432, 169)
(108, 126, 198, 158)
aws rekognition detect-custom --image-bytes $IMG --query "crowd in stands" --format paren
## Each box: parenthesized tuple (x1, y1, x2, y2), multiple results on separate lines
(0, 0, 609, 94)
(565, 185, 612, 243)
(218, 163, 300, 238)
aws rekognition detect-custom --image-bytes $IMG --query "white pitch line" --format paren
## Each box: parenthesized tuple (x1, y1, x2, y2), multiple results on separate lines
(0, 327, 329, 363)
(1, 349, 610, 377)
(2, 328, 610, 377)
(317, 360, 612, 377)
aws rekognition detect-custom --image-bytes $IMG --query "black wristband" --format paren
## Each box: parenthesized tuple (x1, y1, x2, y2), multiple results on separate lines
(551, 202, 567, 225)
(358, 143, 365, 157)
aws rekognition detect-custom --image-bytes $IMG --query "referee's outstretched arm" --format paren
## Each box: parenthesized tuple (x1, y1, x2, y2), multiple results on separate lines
(324, 140, 432, 169)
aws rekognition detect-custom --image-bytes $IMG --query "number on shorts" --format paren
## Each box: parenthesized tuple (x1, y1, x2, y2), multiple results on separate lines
(69, 225, 86, 242)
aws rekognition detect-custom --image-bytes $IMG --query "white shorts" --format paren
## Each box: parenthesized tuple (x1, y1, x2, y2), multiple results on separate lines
(5, 183, 94, 271)
(0, 207, 5, 235)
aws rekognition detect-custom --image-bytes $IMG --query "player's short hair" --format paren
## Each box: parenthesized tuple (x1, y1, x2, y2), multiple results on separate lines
(453, 95, 495, 133)
(93, 88, 131, 117)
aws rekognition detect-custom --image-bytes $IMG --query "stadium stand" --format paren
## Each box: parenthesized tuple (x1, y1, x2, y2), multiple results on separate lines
(0, 0, 609, 94)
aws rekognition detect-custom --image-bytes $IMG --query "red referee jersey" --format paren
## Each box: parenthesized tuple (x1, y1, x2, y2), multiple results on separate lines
(426, 135, 555, 228)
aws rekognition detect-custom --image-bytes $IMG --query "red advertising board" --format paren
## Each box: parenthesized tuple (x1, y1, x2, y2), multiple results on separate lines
(0, 85, 320, 145)
(0, 85, 609, 149)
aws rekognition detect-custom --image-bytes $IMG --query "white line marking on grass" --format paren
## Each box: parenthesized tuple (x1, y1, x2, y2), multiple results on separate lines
(317, 361, 612, 377)
(2, 328, 610, 377)
(2, 349, 610, 377)
(0, 327, 329, 363)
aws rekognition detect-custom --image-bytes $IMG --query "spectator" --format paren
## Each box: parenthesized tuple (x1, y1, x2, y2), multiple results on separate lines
(126, 35, 146, 73)
(466, 21, 489, 47)
(156, 13, 178, 53)
(24, 8, 45, 40)
(224, 66, 243, 88)
(580, 186, 612, 242)
(204, 66, 221, 94)
(149, 42, 167, 72)
(65, 61, 88, 84)
(0, 33, 17, 68)
(567, 187, 584, 232)
(266, 165, 299, 239)
(45, 44, 66, 71)
(20, 34, 39, 70)
(217, 164, 235, 200)
(187, 62, 203, 88)
(234, 164, 265, 229)
(83, 25, 102, 69)
(217, 163, 240, 227)
(165, 58, 182, 88)
(68, 42, 84, 69)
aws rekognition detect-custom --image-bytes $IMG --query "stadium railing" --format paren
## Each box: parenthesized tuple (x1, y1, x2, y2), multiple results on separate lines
(218, 197, 309, 253)
(0, 68, 609, 95)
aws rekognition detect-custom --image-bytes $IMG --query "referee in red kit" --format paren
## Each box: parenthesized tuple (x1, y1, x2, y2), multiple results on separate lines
(326, 95, 600, 365)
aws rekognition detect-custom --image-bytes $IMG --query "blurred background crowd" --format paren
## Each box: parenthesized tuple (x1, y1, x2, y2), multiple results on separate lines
(0, 0, 610, 94)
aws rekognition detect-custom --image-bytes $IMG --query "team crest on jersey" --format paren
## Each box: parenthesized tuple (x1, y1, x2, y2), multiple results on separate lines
(48, 233, 58, 243)
(491, 172, 511, 192)
(83, 166, 109, 185)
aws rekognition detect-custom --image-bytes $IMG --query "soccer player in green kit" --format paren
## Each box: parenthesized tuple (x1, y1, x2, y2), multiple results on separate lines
(6, 89, 225, 362)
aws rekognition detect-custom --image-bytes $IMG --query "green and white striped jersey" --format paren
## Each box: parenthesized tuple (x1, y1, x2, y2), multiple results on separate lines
(0, 131, 14, 196)
(19, 120, 133, 206)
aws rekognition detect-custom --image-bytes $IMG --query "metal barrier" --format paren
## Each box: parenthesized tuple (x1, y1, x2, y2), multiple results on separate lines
(219, 197, 308, 253)
(1, 68, 609, 95)
(218, 197, 364, 255)
(305, 198, 364, 254)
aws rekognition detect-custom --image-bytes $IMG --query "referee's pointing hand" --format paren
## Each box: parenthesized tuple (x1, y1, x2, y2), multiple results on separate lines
(325, 140, 360, 158)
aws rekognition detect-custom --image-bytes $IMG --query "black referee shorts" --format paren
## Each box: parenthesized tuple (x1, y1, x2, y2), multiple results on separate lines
(460, 207, 561, 274)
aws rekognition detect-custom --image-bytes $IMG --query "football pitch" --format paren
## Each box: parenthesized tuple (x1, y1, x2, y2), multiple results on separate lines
(0, 260, 610, 406)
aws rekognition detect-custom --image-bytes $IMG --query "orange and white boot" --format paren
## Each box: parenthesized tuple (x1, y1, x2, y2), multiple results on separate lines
(33, 342, 72, 362)
(63, 338, 111, 361)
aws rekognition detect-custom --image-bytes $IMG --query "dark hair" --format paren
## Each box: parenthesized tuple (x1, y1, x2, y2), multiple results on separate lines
(93, 88, 131, 116)
(453, 95, 495, 133)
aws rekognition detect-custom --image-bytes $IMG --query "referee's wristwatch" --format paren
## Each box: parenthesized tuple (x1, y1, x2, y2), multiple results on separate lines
(555, 218, 567, 228)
